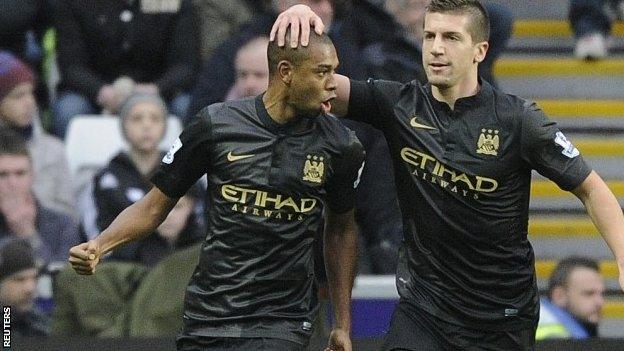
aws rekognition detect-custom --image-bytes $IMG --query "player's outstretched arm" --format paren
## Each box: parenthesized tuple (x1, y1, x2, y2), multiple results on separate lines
(323, 208, 357, 351)
(68, 187, 177, 275)
(571, 170, 624, 292)
(269, 4, 351, 116)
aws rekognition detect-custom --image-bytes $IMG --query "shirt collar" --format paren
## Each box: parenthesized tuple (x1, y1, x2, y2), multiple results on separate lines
(255, 94, 316, 135)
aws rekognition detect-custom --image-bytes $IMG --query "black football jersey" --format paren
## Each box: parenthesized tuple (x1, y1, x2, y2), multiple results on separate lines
(151, 95, 365, 344)
(347, 79, 591, 331)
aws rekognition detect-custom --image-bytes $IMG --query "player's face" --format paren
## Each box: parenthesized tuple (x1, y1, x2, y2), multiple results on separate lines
(287, 43, 338, 118)
(422, 12, 487, 89)
(0, 268, 37, 313)
(0, 155, 33, 199)
(0, 83, 36, 128)
(123, 102, 166, 153)
(564, 267, 605, 324)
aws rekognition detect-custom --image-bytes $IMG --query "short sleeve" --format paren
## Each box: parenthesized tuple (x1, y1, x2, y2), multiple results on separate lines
(520, 101, 592, 191)
(151, 111, 213, 198)
(325, 131, 366, 214)
(347, 78, 404, 131)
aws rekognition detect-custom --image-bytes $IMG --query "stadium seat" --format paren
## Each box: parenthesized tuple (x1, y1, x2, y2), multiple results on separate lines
(64, 115, 182, 194)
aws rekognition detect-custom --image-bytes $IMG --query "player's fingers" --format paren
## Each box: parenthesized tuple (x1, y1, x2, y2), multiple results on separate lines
(310, 16, 325, 35)
(289, 17, 301, 48)
(269, 13, 283, 42)
(68, 256, 91, 267)
(69, 243, 90, 260)
(275, 17, 290, 47)
(300, 15, 311, 47)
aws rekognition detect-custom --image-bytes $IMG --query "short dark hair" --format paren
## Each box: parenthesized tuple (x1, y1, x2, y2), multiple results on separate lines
(548, 256, 600, 298)
(0, 127, 30, 158)
(267, 28, 334, 77)
(426, 0, 490, 43)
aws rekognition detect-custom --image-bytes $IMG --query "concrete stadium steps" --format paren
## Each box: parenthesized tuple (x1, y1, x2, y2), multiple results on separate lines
(508, 20, 624, 53)
(529, 216, 598, 237)
(513, 20, 624, 38)
(529, 179, 624, 213)
(495, 56, 624, 99)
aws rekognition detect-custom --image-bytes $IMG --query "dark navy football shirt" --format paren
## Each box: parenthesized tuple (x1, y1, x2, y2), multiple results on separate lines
(348, 79, 591, 331)
(152, 95, 365, 344)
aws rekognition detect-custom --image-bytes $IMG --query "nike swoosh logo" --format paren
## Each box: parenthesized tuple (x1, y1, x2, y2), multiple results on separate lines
(227, 151, 254, 162)
(410, 117, 438, 130)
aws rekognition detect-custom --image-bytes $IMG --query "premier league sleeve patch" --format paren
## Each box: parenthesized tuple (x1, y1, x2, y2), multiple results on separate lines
(163, 138, 182, 164)
(554, 131, 580, 158)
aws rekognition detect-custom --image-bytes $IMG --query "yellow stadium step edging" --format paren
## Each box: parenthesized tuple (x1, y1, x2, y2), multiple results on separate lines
(532, 180, 624, 198)
(494, 58, 624, 77)
(604, 301, 624, 319)
(513, 20, 624, 37)
(535, 260, 618, 279)
(573, 139, 624, 157)
(536, 100, 624, 118)
(529, 218, 598, 237)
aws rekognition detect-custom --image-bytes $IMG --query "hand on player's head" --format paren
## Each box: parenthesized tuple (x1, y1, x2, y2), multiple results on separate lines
(68, 240, 101, 275)
(270, 4, 324, 48)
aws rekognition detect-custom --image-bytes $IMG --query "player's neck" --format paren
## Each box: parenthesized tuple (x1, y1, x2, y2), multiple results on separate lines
(263, 87, 298, 125)
(128, 148, 161, 176)
(431, 73, 480, 110)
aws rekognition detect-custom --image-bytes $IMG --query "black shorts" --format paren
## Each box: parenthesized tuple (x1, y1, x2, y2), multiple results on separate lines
(176, 336, 306, 351)
(382, 299, 537, 351)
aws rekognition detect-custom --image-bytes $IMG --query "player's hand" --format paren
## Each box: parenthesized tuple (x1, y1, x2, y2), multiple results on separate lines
(68, 240, 102, 275)
(269, 4, 324, 48)
(324, 328, 351, 351)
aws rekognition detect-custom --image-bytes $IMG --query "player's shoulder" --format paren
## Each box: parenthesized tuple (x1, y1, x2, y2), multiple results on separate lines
(318, 114, 364, 155)
(490, 83, 542, 124)
(198, 97, 256, 121)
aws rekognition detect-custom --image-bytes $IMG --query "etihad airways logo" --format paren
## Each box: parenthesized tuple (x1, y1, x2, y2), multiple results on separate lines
(400, 147, 498, 199)
(221, 184, 318, 221)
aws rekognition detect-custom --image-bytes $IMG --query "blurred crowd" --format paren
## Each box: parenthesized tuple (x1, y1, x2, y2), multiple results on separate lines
(0, 0, 616, 341)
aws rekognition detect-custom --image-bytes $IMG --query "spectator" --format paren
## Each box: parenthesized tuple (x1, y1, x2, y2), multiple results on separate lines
(90, 94, 203, 266)
(0, 128, 81, 266)
(570, 0, 624, 60)
(0, 52, 75, 216)
(187, 0, 367, 119)
(193, 0, 268, 61)
(367, 0, 513, 86)
(0, 238, 49, 336)
(0, 0, 54, 108)
(225, 36, 270, 101)
(52, 0, 200, 137)
(537, 257, 606, 339)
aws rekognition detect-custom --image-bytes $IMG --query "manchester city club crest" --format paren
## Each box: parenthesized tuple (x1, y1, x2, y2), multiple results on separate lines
(477, 129, 500, 156)
(302, 155, 324, 183)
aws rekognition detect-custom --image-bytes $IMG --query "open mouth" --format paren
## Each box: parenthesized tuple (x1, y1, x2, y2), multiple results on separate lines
(321, 96, 336, 113)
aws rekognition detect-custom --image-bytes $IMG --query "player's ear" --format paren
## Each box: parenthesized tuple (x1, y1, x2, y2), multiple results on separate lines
(473, 40, 488, 64)
(278, 60, 294, 85)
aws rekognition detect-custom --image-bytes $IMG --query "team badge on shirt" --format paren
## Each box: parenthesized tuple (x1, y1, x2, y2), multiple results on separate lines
(302, 155, 325, 184)
(477, 129, 500, 156)
(554, 131, 580, 158)
(163, 138, 182, 164)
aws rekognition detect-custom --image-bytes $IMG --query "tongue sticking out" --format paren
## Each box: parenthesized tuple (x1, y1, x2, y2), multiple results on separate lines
(321, 101, 332, 114)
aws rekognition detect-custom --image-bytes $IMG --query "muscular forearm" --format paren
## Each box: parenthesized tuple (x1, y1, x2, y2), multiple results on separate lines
(95, 189, 176, 254)
(324, 217, 358, 331)
(575, 172, 624, 267)
(583, 184, 624, 266)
